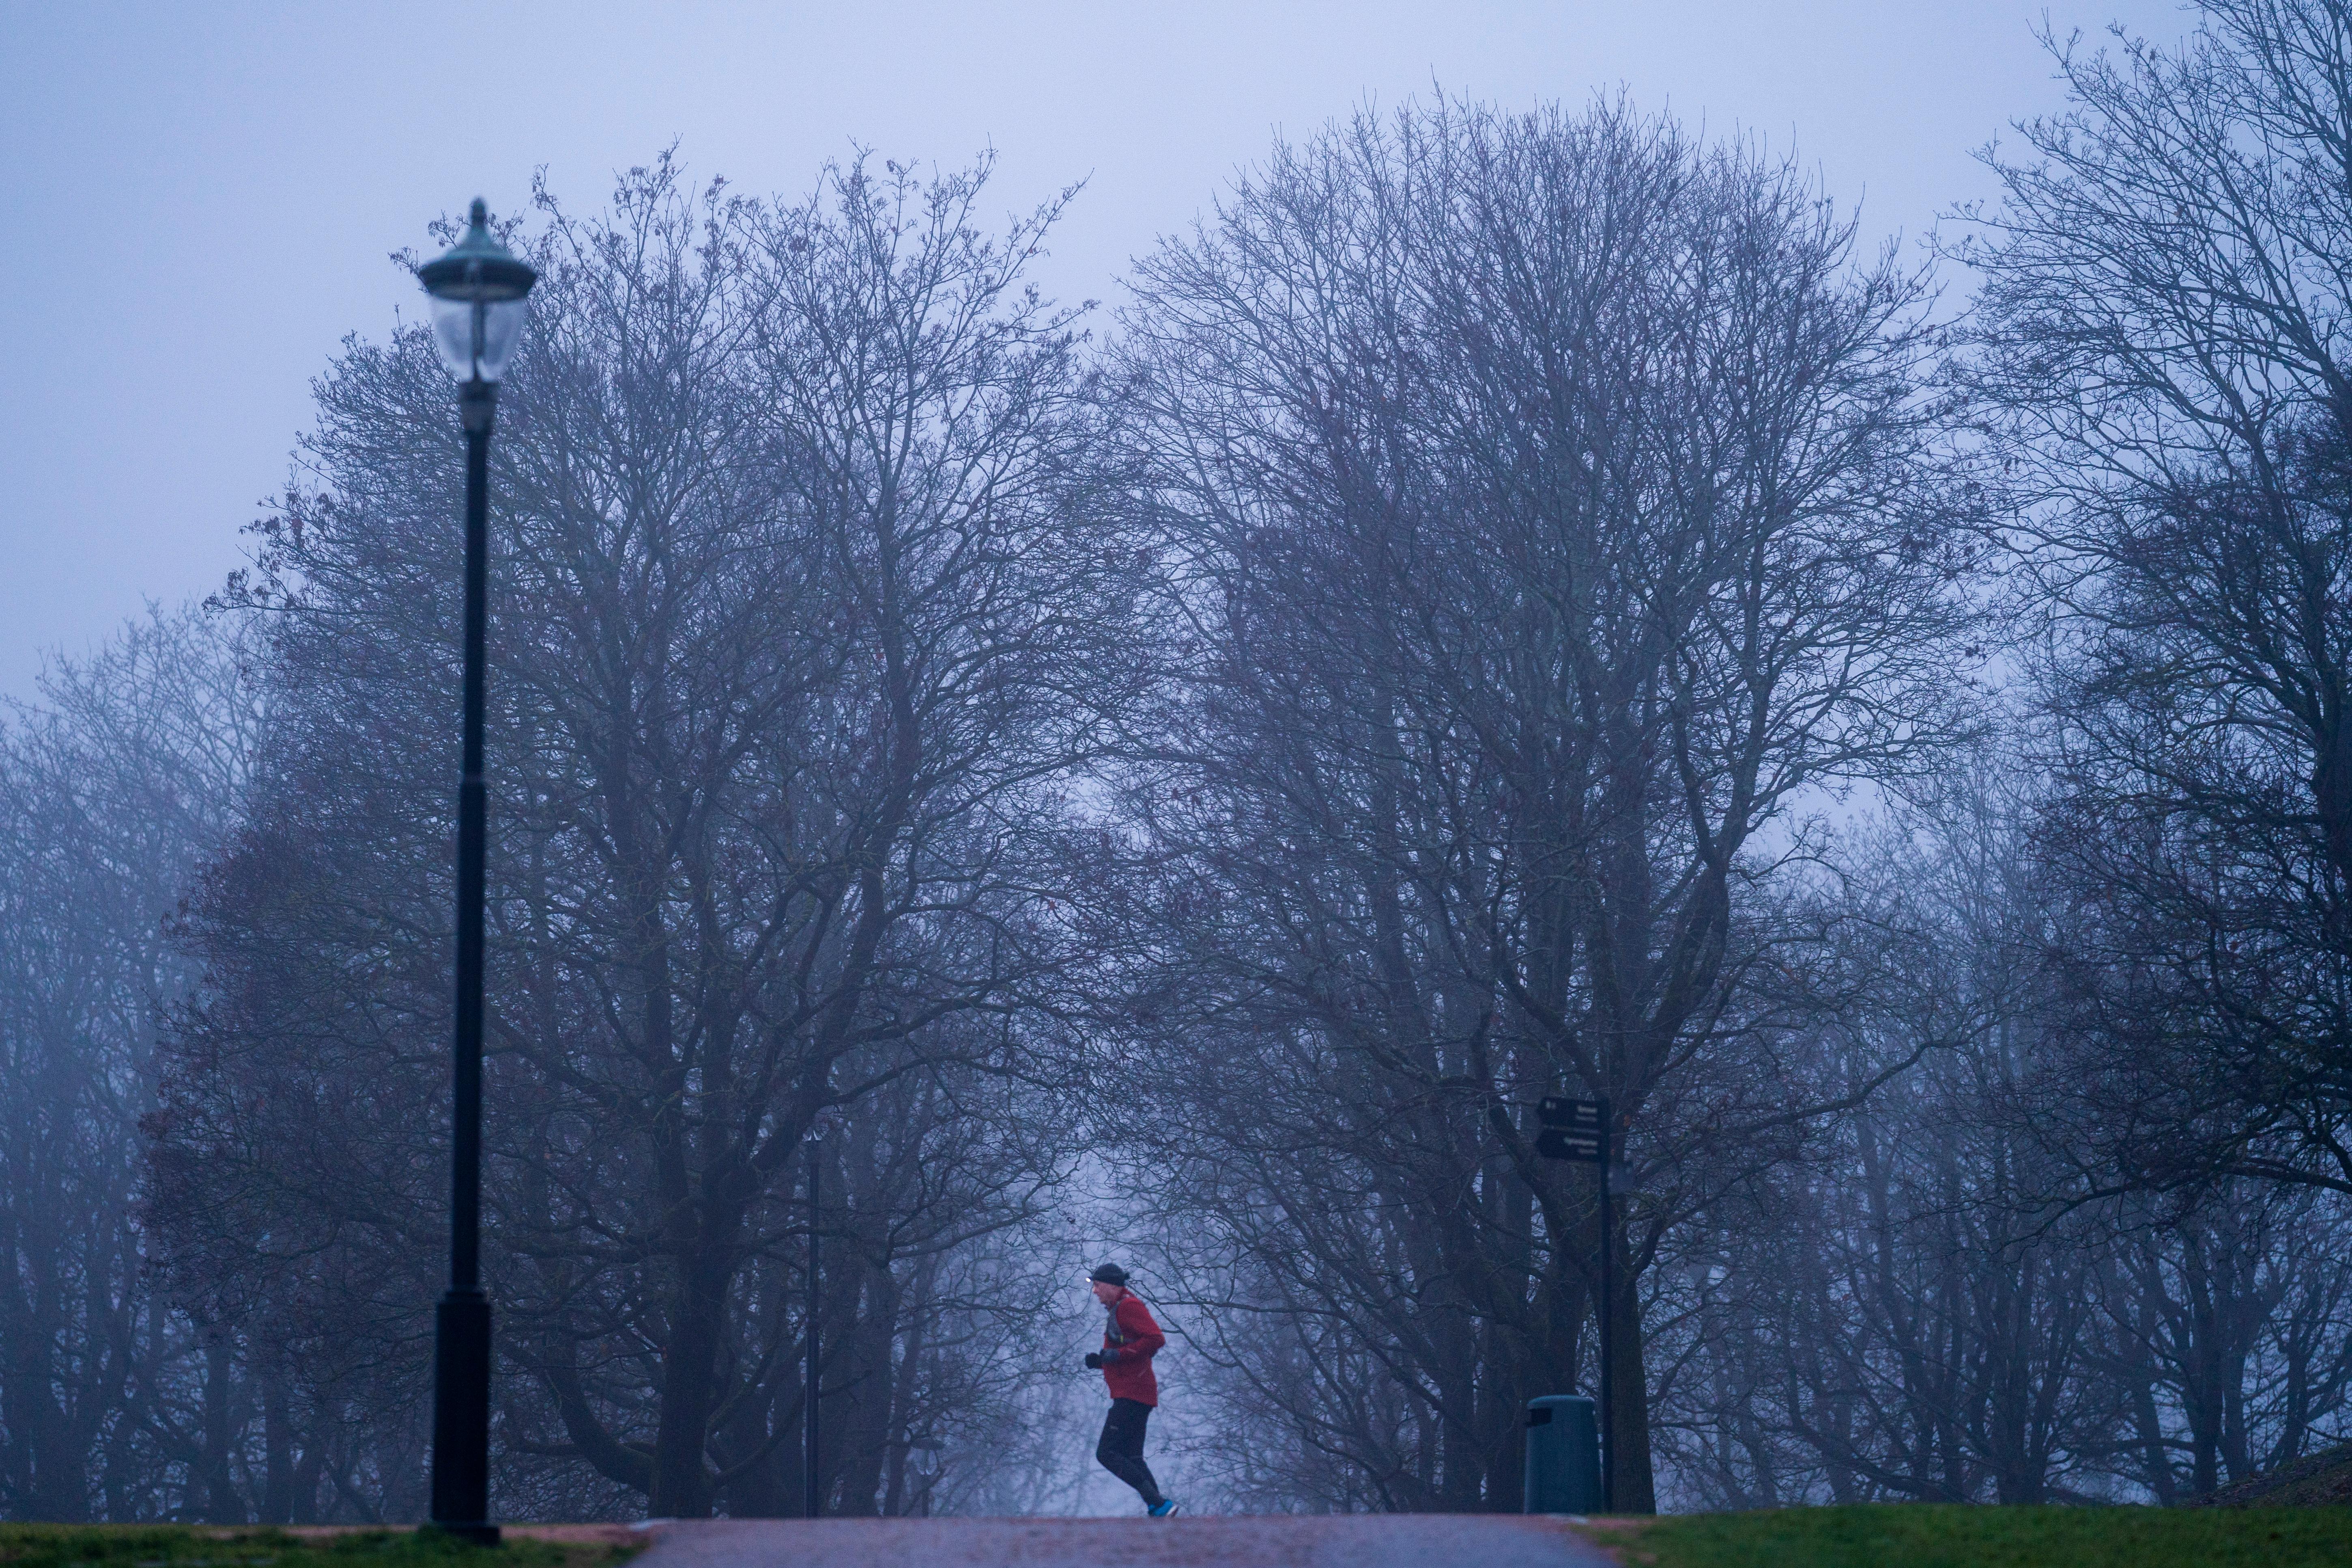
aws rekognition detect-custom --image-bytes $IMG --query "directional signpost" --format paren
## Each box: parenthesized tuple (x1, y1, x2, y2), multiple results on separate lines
(1535, 1095, 1606, 1163)
(1536, 1095, 1613, 1512)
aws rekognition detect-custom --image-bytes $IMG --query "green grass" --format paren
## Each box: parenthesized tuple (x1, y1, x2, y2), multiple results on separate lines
(1610, 1503, 2352, 1567)
(0, 1527, 640, 1568)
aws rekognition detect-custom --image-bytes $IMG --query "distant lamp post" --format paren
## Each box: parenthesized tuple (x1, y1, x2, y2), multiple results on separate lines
(805, 1120, 826, 1521)
(416, 198, 535, 1546)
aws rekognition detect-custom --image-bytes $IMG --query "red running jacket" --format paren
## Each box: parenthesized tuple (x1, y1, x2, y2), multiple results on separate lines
(1098, 1291, 1165, 1406)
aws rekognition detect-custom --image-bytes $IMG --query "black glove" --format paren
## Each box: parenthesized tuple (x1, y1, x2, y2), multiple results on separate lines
(1084, 1352, 1104, 1369)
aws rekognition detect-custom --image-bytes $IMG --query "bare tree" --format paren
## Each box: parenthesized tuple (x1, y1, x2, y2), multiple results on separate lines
(1961, 0, 2352, 1196)
(153, 154, 1139, 1519)
(0, 609, 261, 1521)
(2091, 1181, 2352, 1499)
(1102, 95, 1976, 1512)
(1653, 758, 2352, 1509)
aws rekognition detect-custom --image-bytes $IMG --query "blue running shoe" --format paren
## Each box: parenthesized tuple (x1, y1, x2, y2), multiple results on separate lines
(1148, 1499, 1181, 1518)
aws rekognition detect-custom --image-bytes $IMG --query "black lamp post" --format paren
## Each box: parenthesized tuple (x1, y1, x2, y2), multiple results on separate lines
(416, 199, 535, 1546)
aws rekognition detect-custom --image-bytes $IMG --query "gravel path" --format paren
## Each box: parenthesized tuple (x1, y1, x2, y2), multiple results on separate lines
(629, 1514, 1618, 1568)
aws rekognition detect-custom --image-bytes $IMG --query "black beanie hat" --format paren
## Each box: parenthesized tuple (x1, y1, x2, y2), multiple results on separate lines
(1088, 1262, 1129, 1286)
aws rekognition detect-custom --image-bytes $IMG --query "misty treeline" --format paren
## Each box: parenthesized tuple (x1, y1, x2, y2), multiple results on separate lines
(9, 0, 2352, 1522)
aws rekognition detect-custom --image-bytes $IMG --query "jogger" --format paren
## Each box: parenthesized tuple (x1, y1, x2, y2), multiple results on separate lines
(1083, 1263, 1179, 1516)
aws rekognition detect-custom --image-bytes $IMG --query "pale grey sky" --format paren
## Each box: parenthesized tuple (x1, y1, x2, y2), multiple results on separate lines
(1, 0, 2191, 698)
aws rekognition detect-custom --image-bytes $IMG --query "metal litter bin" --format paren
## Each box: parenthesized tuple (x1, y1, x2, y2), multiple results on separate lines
(1523, 1394, 1602, 1514)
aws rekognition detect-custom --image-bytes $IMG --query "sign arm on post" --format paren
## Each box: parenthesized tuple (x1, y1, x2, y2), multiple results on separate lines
(1532, 1093, 1615, 1513)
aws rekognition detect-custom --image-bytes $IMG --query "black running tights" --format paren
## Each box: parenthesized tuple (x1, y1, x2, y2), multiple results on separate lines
(1095, 1397, 1165, 1507)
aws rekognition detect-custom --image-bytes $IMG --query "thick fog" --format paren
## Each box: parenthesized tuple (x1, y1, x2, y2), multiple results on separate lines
(8, 0, 2352, 1526)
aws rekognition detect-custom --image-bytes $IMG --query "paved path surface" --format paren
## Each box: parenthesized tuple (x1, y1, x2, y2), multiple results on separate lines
(632, 1514, 1619, 1568)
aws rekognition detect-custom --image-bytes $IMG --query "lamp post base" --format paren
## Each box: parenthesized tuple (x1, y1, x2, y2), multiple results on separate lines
(430, 1289, 495, 1541)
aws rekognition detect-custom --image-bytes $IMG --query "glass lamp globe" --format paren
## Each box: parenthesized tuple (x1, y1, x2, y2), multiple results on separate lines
(417, 198, 537, 383)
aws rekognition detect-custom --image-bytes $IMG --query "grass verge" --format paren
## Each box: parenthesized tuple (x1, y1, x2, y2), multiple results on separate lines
(0, 1527, 641, 1568)
(1603, 1503, 2352, 1567)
